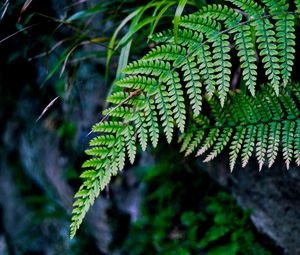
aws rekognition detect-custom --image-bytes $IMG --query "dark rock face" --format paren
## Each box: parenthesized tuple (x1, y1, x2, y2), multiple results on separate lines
(204, 160, 300, 255)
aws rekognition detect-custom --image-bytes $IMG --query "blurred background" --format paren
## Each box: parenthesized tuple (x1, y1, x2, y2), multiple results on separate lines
(0, 1, 299, 254)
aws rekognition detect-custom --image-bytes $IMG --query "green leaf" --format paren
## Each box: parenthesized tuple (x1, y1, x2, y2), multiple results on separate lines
(174, 0, 188, 44)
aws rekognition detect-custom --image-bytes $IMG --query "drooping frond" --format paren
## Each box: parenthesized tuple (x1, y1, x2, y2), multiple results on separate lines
(70, 1, 299, 238)
(179, 84, 300, 171)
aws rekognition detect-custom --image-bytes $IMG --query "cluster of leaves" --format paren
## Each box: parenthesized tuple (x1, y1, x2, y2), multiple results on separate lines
(118, 153, 273, 255)
(70, 0, 300, 237)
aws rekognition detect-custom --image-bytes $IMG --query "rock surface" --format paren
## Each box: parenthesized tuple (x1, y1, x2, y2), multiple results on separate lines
(204, 160, 300, 255)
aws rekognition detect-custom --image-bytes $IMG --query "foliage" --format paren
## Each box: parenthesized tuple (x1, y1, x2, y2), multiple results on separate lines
(70, 0, 300, 238)
(16, 0, 201, 86)
(118, 153, 272, 255)
(179, 83, 300, 170)
(104, 0, 201, 80)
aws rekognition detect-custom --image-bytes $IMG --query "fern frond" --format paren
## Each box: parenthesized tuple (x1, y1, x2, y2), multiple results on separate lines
(116, 75, 157, 92)
(181, 57, 203, 115)
(166, 71, 186, 132)
(282, 120, 295, 169)
(150, 83, 172, 142)
(180, 84, 300, 171)
(256, 18, 281, 94)
(212, 34, 231, 106)
(123, 60, 171, 76)
(92, 121, 125, 134)
(123, 125, 137, 164)
(256, 123, 269, 171)
(145, 98, 159, 147)
(229, 126, 246, 171)
(241, 125, 257, 167)
(151, 28, 202, 49)
(267, 121, 281, 168)
(197, 44, 216, 98)
(135, 110, 149, 151)
(71, 169, 109, 239)
(70, 1, 299, 238)
(233, 25, 257, 95)
(102, 106, 134, 119)
(89, 135, 115, 147)
(180, 16, 222, 37)
(262, 0, 295, 86)
(143, 44, 186, 61)
(195, 4, 242, 27)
